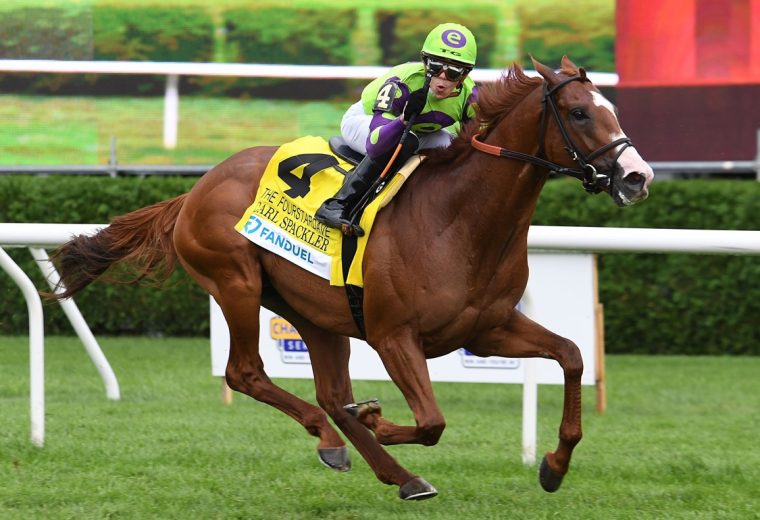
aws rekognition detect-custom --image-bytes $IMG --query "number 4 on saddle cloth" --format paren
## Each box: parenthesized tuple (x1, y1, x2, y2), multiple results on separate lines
(235, 135, 423, 292)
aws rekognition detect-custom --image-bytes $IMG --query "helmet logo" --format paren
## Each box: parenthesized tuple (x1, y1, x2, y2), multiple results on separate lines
(441, 29, 466, 49)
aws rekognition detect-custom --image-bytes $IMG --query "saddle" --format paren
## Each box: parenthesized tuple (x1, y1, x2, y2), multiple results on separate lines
(235, 135, 423, 338)
(328, 136, 364, 167)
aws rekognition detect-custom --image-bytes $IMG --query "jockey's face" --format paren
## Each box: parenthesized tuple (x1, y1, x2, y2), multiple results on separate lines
(430, 72, 460, 99)
(425, 58, 470, 99)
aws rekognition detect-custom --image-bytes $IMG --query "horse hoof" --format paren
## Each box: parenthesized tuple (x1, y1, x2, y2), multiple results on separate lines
(343, 398, 380, 417)
(539, 455, 564, 492)
(317, 446, 351, 472)
(399, 477, 438, 500)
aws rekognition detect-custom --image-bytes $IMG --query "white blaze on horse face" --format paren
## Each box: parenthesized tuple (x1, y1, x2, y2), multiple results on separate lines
(591, 91, 616, 118)
(590, 91, 654, 189)
(591, 91, 624, 141)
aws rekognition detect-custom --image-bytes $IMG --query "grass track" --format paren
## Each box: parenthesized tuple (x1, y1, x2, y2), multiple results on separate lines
(1, 336, 759, 519)
(0, 95, 346, 165)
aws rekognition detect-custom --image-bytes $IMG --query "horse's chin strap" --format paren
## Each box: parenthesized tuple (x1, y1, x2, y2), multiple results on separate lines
(471, 75, 634, 194)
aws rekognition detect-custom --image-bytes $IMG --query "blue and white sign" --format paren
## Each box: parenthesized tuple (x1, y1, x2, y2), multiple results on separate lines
(211, 252, 598, 386)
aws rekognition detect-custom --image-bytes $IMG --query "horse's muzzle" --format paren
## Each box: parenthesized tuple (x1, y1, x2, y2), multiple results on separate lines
(611, 146, 654, 206)
(612, 169, 652, 206)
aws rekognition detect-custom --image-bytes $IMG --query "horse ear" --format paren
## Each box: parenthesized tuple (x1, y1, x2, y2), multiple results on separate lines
(560, 55, 579, 71)
(530, 54, 560, 85)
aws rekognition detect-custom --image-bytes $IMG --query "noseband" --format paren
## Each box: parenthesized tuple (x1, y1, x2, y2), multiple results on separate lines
(471, 75, 633, 193)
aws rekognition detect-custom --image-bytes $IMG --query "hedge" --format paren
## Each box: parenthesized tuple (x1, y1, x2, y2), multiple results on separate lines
(91, 6, 215, 95)
(0, 6, 215, 96)
(0, 6, 92, 60)
(0, 6, 94, 94)
(532, 179, 760, 355)
(209, 8, 357, 99)
(0, 3, 616, 97)
(516, 1, 615, 70)
(0, 176, 206, 336)
(1, 176, 759, 355)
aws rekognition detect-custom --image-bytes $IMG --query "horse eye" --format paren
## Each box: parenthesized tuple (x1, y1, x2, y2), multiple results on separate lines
(570, 109, 588, 121)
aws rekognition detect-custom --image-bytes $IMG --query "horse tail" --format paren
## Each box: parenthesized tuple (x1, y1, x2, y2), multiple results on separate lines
(46, 194, 188, 300)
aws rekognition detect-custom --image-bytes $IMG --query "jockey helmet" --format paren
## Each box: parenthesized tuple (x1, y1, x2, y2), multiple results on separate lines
(421, 23, 477, 67)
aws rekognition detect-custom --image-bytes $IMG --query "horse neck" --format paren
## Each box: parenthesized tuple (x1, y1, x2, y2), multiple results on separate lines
(436, 90, 549, 266)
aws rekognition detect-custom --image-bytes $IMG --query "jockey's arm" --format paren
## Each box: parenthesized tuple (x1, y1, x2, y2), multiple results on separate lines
(365, 113, 406, 159)
(363, 78, 413, 159)
(362, 78, 479, 159)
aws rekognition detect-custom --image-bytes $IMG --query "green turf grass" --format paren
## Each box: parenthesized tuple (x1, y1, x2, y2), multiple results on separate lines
(1, 336, 759, 519)
(0, 95, 346, 166)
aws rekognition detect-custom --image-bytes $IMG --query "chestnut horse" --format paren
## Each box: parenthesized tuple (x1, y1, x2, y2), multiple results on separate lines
(49, 57, 653, 500)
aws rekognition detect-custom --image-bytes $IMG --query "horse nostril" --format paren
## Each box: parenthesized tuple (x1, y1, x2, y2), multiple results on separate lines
(623, 171, 646, 191)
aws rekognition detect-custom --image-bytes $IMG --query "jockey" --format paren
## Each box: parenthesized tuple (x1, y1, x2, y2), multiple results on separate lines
(315, 22, 479, 232)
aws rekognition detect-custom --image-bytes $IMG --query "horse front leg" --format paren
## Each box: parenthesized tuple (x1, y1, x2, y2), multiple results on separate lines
(213, 282, 347, 468)
(345, 401, 423, 448)
(340, 334, 445, 448)
(469, 311, 584, 492)
(297, 323, 431, 499)
(368, 329, 447, 448)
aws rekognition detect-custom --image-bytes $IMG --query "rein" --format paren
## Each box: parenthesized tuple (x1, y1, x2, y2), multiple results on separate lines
(471, 75, 633, 193)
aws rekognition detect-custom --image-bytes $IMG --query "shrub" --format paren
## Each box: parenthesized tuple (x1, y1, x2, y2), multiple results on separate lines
(0, 5, 215, 96)
(516, 0, 615, 71)
(0, 6, 93, 93)
(0, 6, 93, 60)
(213, 8, 356, 99)
(375, 9, 496, 68)
(533, 179, 760, 355)
(1, 167, 758, 354)
(0, 176, 207, 336)
(90, 6, 215, 95)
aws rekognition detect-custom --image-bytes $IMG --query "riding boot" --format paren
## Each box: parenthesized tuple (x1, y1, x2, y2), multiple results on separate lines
(315, 132, 420, 233)
(314, 155, 382, 229)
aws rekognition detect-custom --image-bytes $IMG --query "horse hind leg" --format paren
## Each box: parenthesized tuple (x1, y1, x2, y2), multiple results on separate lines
(469, 312, 583, 492)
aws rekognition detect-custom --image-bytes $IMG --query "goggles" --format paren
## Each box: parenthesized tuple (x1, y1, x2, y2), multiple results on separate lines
(424, 58, 471, 82)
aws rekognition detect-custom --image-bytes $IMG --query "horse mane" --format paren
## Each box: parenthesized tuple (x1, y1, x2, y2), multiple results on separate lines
(423, 62, 547, 167)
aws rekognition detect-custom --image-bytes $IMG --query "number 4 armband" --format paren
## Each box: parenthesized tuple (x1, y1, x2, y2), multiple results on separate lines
(373, 81, 399, 113)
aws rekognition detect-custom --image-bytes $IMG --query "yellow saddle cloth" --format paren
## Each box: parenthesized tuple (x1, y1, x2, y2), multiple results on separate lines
(235, 136, 420, 287)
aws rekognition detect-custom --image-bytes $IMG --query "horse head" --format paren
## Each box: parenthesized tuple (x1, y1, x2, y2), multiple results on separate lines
(531, 55, 654, 206)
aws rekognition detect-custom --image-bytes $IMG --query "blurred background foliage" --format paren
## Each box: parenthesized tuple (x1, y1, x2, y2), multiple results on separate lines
(0, 0, 615, 98)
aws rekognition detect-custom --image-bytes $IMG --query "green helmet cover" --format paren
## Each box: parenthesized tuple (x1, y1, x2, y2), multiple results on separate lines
(421, 23, 477, 66)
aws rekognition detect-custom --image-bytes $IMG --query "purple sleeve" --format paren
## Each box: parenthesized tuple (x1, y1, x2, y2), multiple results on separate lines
(364, 79, 412, 158)
(465, 86, 479, 121)
(365, 116, 405, 158)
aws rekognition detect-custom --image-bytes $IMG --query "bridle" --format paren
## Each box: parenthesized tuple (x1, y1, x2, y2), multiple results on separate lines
(471, 75, 633, 193)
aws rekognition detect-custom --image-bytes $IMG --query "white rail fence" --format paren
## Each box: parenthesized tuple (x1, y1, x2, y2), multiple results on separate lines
(2, 59, 757, 178)
(0, 223, 117, 447)
(0, 59, 619, 150)
(3, 223, 760, 455)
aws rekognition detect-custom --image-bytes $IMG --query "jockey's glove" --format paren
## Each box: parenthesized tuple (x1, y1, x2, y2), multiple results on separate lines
(403, 88, 428, 121)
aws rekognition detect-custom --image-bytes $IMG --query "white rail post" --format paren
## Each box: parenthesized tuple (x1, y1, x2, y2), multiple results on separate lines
(163, 73, 179, 149)
(755, 128, 759, 181)
(0, 247, 45, 447)
(520, 290, 538, 465)
(29, 247, 120, 400)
